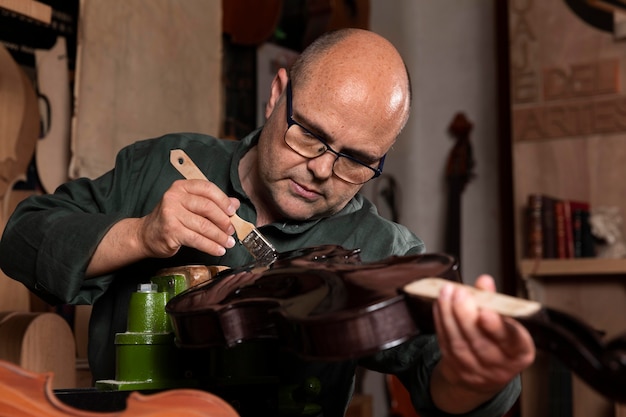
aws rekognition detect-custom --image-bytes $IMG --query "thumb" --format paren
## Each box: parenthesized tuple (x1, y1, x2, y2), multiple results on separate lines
(474, 274, 496, 293)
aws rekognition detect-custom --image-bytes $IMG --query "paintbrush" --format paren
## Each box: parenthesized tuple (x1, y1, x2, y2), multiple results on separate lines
(169, 149, 277, 262)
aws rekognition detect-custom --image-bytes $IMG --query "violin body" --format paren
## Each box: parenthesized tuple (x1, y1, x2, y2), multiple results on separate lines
(166, 245, 626, 403)
(0, 360, 239, 416)
(166, 245, 459, 360)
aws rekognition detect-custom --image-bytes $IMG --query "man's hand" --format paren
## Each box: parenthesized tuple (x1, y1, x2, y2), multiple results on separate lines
(429, 274, 535, 414)
(139, 179, 239, 257)
(86, 179, 239, 277)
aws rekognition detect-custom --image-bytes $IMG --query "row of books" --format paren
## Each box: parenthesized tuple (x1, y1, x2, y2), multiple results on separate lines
(525, 194, 595, 259)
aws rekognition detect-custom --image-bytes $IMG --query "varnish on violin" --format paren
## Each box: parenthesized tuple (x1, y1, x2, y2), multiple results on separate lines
(165, 244, 626, 403)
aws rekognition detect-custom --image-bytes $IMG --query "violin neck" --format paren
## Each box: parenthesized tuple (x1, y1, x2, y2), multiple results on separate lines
(403, 277, 626, 403)
(403, 278, 543, 318)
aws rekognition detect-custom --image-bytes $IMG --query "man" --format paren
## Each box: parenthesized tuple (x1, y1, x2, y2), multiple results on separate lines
(0, 28, 534, 416)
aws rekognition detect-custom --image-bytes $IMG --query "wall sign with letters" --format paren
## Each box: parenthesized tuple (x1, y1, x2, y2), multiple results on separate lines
(509, 0, 626, 142)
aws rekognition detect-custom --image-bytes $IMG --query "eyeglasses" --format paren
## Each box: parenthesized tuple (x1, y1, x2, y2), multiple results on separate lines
(284, 80, 385, 185)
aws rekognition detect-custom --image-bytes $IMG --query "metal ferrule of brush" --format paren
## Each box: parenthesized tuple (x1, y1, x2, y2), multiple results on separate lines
(242, 231, 277, 262)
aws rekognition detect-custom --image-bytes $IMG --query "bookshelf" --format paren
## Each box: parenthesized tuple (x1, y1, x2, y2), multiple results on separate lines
(513, 137, 626, 265)
(519, 258, 626, 277)
(506, 1, 626, 417)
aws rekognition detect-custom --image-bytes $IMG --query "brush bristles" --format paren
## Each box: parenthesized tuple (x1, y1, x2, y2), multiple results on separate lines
(241, 230, 276, 261)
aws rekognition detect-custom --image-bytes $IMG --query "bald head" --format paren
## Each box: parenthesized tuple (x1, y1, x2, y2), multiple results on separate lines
(289, 29, 411, 138)
(243, 30, 411, 224)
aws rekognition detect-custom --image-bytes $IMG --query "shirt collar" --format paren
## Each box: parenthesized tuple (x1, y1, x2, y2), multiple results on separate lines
(229, 128, 261, 199)
(273, 194, 365, 235)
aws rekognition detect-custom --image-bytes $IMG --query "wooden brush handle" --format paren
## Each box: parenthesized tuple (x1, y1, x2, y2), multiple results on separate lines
(170, 149, 213, 181)
(169, 149, 254, 241)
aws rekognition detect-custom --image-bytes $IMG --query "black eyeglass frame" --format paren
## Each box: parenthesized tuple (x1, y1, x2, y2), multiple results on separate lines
(284, 80, 385, 184)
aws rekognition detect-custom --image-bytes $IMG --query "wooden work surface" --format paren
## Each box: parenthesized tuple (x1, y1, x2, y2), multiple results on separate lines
(71, 0, 222, 180)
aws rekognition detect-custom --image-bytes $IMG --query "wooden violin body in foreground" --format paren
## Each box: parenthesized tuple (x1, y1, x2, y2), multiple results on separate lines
(166, 245, 626, 403)
(0, 360, 239, 416)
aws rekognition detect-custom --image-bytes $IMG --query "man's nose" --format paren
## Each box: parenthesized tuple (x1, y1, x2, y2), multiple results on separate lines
(306, 151, 336, 179)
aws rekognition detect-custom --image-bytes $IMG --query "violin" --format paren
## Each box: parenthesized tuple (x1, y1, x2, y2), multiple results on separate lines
(167, 245, 457, 358)
(0, 360, 240, 416)
(165, 245, 626, 404)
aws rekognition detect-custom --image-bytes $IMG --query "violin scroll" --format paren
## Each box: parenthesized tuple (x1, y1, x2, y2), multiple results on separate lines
(403, 279, 626, 404)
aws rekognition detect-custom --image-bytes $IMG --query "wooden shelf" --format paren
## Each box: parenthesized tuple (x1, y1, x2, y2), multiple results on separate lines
(519, 258, 626, 277)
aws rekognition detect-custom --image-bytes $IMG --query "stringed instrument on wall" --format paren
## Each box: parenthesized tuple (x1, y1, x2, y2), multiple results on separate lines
(0, 43, 41, 312)
(443, 112, 475, 262)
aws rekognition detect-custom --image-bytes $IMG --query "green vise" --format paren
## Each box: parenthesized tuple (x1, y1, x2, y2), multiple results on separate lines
(93, 267, 323, 416)
(95, 273, 190, 391)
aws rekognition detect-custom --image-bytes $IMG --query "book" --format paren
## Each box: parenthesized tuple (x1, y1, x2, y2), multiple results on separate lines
(525, 194, 593, 259)
(565, 200, 591, 258)
(572, 208, 583, 258)
(526, 194, 544, 259)
(541, 196, 557, 258)
(580, 210, 595, 258)
(570, 204, 594, 258)
(554, 200, 568, 258)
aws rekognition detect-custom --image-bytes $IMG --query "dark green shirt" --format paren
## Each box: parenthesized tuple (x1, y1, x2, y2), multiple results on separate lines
(0, 130, 519, 416)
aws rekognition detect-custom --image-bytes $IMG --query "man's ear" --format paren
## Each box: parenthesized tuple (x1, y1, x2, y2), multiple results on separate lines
(265, 68, 289, 120)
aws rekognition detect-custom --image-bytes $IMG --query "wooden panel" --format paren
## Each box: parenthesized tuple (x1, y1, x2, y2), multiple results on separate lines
(0, 0, 52, 24)
(588, 135, 626, 208)
(0, 189, 40, 313)
(0, 312, 76, 389)
(71, 0, 222, 179)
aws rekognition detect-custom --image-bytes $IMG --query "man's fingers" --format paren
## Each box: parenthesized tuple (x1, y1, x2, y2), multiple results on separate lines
(436, 285, 483, 368)
(478, 311, 536, 360)
(474, 274, 496, 292)
(177, 178, 237, 214)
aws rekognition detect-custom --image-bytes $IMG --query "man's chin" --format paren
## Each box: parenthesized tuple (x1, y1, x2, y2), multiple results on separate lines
(280, 210, 319, 222)
(278, 204, 326, 222)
